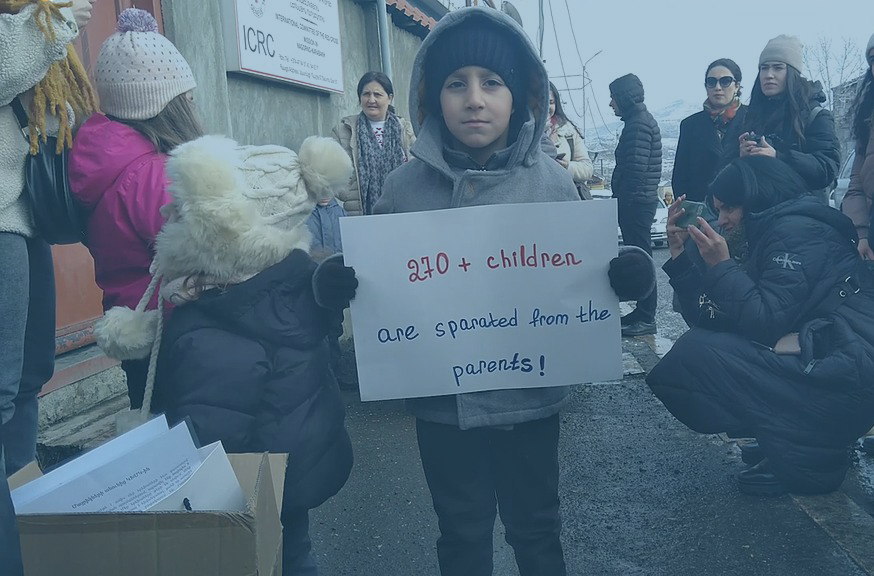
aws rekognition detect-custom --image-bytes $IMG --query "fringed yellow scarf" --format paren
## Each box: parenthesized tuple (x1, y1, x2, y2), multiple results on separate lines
(0, 0, 96, 153)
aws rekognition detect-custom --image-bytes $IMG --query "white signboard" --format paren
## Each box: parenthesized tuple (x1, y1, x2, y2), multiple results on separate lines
(221, 0, 344, 93)
(340, 201, 624, 401)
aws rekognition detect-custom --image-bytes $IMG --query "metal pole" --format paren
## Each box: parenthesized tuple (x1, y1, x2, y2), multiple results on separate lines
(580, 50, 602, 136)
(376, 0, 393, 80)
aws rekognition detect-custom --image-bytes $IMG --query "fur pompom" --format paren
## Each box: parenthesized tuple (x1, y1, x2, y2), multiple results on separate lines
(297, 136, 354, 202)
(95, 307, 159, 360)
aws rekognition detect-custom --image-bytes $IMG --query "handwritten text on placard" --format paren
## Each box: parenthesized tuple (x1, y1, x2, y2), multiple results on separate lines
(339, 201, 623, 401)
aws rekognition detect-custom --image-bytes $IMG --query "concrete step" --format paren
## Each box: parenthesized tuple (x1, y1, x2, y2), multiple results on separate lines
(37, 394, 129, 471)
(36, 344, 129, 469)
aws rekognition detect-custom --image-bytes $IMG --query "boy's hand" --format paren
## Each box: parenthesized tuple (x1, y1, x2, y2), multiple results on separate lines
(313, 256, 358, 310)
(608, 246, 655, 302)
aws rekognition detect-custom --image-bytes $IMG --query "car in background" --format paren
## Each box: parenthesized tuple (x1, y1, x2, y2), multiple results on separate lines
(591, 191, 669, 247)
(650, 197, 669, 247)
(830, 149, 855, 210)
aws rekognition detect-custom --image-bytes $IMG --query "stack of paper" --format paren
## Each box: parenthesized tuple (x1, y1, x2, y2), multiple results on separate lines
(12, 415, 246, 514)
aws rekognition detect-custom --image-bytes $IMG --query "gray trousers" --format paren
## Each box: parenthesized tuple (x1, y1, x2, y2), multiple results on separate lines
(0, 233, 56, 476)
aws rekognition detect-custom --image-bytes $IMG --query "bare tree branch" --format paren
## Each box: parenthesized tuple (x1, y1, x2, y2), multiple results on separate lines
(803, 35, 864, 109)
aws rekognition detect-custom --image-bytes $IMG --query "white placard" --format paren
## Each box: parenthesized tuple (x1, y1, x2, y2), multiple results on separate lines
(340, 200, 624, 401)
(222, 0, 343, 93)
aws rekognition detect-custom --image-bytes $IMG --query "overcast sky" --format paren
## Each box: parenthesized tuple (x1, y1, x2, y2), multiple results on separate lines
(499, 0, 873, 124)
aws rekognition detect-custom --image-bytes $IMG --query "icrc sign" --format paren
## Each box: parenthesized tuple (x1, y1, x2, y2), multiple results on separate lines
(220, 0, 344, 93)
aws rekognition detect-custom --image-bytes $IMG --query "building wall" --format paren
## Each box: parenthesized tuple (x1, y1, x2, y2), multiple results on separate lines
(161, 0, 424, 150)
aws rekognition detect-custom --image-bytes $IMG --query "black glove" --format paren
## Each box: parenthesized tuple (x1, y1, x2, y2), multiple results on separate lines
(313, 256, 358, 310)
(608, 247, 655, 302)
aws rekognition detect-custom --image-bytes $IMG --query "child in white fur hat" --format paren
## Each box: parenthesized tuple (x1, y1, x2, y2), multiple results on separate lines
(97, 133, 357, 576)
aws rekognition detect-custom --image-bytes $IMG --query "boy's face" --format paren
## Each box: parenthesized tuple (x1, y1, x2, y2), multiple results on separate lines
(440, 66, 514, 162)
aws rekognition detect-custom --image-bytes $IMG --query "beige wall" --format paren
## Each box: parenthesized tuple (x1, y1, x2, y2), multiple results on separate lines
(161, 0, 426, 150)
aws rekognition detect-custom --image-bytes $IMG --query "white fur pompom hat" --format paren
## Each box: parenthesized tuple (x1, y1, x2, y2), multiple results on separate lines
(95, 135, 352, 415)
(156, 134, 352, 284)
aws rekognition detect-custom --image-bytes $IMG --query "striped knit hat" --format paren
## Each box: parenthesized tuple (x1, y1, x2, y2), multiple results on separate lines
(95, 8, 196, 120)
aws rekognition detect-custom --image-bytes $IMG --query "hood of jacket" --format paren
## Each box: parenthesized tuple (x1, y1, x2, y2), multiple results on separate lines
(609, 74, 646, 119)
(407, 7, 550, 174)
(186, 249, 326, 349)
(69, 114, 160, 209)
(746, 195, 858, 247)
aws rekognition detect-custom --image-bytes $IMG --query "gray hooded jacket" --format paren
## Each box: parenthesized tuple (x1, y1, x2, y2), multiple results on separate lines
(373, 7, 580, 429)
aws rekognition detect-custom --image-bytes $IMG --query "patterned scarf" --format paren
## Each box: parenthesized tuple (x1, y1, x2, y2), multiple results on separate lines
(703, 96, 741, 140)
(355, 111, 406, 215)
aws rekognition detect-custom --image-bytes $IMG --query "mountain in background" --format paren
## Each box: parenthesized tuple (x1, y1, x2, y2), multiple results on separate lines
(582, 99, 701, 147)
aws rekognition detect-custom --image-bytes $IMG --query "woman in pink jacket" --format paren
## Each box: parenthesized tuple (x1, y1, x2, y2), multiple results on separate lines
(69, 8, 201, 409)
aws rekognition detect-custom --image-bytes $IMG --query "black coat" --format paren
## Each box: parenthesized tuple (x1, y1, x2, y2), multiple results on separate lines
(647, 197, 874, 494)
(672, 106, 747, 202)
(609, 75, 662, 204)
(732, 84, 841, 193)
(153, 250, 353, 509)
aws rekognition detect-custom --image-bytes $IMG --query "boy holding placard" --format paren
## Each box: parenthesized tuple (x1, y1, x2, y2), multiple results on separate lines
(373, 7, 655, 576)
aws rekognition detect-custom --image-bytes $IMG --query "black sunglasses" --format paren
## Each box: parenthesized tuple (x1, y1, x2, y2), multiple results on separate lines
(705, 76, 736, 89)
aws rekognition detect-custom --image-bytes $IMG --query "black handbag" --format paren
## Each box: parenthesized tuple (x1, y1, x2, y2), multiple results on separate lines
(11, 97, 86, 245)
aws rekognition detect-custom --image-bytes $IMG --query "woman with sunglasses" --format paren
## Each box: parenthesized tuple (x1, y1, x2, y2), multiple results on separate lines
(736, 35, 840, 201)
(672, 59, 746, 202)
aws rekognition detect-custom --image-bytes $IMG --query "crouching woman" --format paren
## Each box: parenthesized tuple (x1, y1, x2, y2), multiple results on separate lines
(647, 156, 874, 495)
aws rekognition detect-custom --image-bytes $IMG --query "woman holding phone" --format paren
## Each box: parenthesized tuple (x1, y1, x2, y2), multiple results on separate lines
(650, 156, 874, 496)
(547, 82, 593, 199)
(673, 59, 747, 203)
(736, 35, 840, 201)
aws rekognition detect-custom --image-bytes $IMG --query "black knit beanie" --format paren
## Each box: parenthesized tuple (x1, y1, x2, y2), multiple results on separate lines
(425, 20, 524, 111)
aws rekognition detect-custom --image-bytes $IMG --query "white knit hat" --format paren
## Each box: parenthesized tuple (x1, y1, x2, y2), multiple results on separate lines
(155, 135, 351, 284)
(95, 8, 196, 120)
(759, 34, 804, 72)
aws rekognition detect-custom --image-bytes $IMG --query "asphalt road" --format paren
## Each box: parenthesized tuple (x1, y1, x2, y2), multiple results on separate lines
(309, 246, 874, 576)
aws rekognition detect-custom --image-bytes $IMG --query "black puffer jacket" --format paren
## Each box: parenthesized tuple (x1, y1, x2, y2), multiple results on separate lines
(648, 197, 874, 493)
(153, 250, 353, 509)
(734, 82, 841, 193)
(672, 105, 747, 202)
(610, 74, 662, 204)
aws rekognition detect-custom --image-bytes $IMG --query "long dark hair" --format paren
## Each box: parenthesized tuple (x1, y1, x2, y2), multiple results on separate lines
(109, 93, 203, 154)
(852, 73, 874, 151)
(706, 58, 743, 100)
(708, 156, 807, 214)
(357, 71, 396, 116)
(548, 81, 582, 136)
(745, 66, 815, 145)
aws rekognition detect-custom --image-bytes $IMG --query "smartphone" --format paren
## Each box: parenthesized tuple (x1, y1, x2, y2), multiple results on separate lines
(675, 200, 706, 228)
(555, 153, 566, 160)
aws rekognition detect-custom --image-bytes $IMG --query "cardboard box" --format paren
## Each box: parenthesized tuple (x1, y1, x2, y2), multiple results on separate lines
(9, 453, 285, 576)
